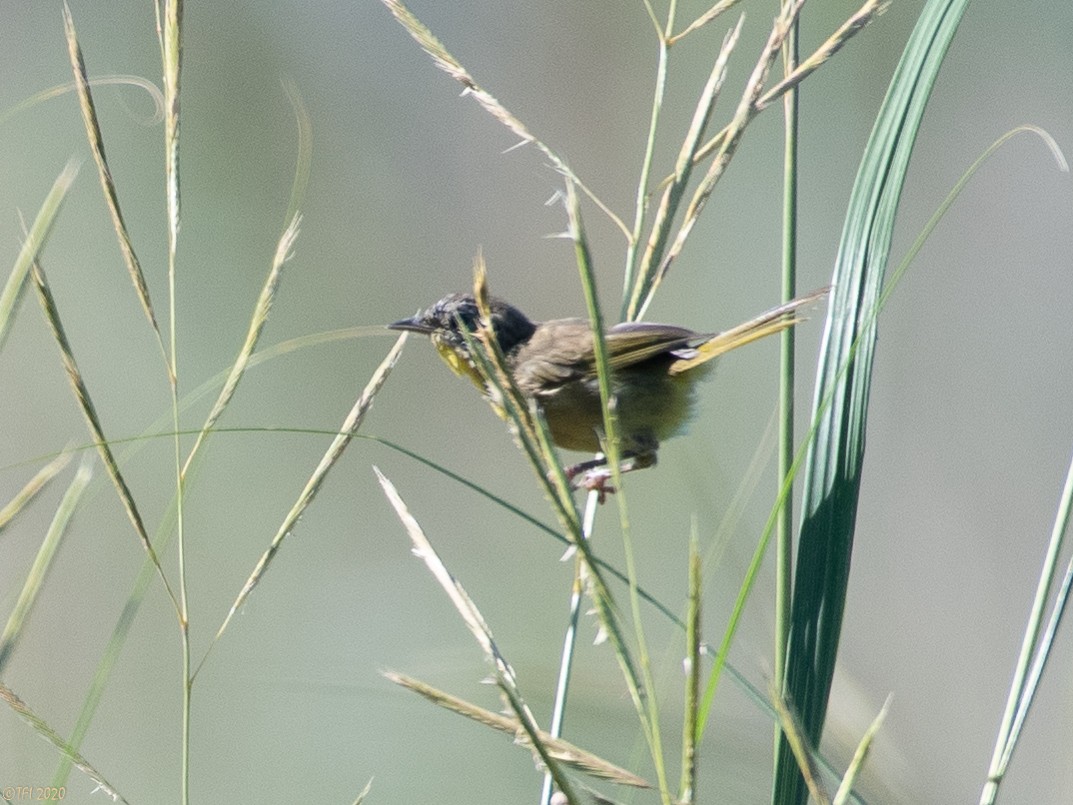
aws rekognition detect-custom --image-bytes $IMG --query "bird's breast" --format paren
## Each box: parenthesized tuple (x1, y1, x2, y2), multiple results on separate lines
(533, 364, 707, 454)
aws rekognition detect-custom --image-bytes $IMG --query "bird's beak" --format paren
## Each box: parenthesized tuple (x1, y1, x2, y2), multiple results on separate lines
(387, 314, 432, 334)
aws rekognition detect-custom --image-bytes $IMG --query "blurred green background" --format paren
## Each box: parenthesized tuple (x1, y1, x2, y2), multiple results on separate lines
(2, 1, 1071, 802)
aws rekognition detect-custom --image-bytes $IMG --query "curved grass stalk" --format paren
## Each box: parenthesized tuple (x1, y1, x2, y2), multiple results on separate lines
(197, 334, 407, 677)
(379, 0, 629, 240)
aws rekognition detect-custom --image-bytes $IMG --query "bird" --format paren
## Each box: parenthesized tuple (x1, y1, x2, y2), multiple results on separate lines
(388, 288, 828, 496)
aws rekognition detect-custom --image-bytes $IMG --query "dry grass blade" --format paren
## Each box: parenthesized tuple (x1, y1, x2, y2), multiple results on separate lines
(0, 75, 164, 131)
(466, 266, 640, 720)
(638, 0, 806, 318)
(379, 0, 628, 239)
(281, 79, 313, 227)
(385, 672, 650, 788)
(182, 214, 301, 478)
(674, 0, 887, 182)
(63, 3, 162, 344)
(30, 256, 178, 613)
(463, 260, 578, 529)
(629, 17, 742, 320)
(669, 0, 743, 45)
(162, 0, 182, 261)
(758, 0, 889, 113)
(0, 450, 72, 534)
(0, 455, 93, 673)
(377, 468, 499, 659)
(351, 778, 373, 805)
(0, 681, 128, 804)
(771, 684, 830, 805)
(470, 261, 546, 461)
(376, 470, 582, 803)
(0, 161, 79, 353)
(207, 334, 407, 658)
(833, 695, 890, 805)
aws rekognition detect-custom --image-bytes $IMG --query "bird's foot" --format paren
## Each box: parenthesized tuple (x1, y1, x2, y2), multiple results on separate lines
(573, 467, 616, 504)
(560, 450, 657, 504)
(558, 458, 615, 503)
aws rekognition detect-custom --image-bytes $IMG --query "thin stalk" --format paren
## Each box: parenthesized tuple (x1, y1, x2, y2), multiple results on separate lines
(539, 493, 599, 805)
(627, 16, 743, 322)
(566, 182, 671, 801)
(678, 536, 701, 803)
(774, 0, 799, 699)
(621, 0, 676, 316)
(158, 1, 189, 801)
(980, 447, 1073, 803)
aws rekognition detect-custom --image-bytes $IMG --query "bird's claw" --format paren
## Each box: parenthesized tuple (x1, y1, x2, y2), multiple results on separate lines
(577, 469, 615, 504)
(560, 465, 616, 504)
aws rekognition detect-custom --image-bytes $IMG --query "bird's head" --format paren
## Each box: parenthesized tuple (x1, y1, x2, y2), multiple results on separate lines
(388, 293, 537, 381)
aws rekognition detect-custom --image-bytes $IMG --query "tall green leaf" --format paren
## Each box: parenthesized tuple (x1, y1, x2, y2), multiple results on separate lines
(774, 1, 970, 802)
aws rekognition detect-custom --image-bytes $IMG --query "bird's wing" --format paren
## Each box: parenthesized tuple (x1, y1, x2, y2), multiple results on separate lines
(603, 322, 708, 369)
(510, 319, 703, 393)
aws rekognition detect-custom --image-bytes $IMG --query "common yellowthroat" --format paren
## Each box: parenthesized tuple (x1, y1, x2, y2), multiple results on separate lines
(389, 288, 828, 493)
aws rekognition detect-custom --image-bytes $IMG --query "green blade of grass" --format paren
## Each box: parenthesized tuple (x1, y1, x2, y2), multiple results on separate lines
(695, 120, 1058, 804)
(0, 455, 92, 673)
(0, 161, 79, 353)
(774, 2, 970, 803)
(0, 450, 72, 535)
(201, 334, 407, 672)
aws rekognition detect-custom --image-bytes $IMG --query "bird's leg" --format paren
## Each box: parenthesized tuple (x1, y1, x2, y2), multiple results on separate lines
(562, 449, 658, 503)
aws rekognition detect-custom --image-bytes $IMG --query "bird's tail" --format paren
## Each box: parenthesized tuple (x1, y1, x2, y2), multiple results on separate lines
(669, 286, 830, 375)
